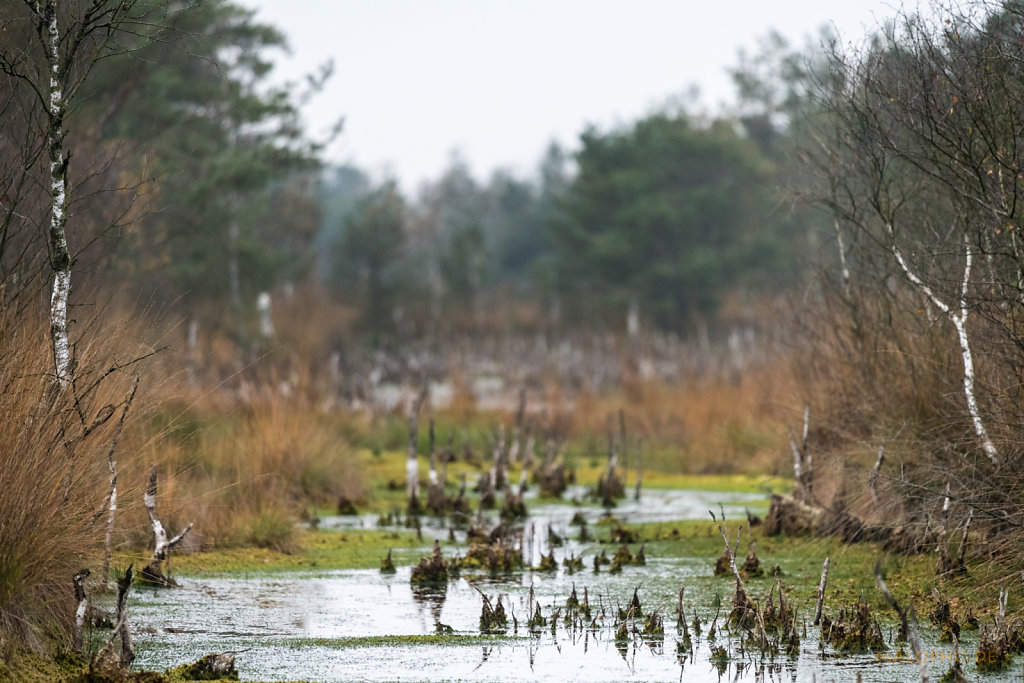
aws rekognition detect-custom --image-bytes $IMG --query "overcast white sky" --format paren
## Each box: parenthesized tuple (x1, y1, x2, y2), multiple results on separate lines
(238, 0, 904, 191)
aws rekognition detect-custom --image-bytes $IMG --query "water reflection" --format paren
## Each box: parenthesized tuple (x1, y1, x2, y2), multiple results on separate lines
(410, 583, 447, 630)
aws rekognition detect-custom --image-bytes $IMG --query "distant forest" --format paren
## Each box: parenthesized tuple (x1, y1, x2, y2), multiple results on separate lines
(0, 0, 826, 344)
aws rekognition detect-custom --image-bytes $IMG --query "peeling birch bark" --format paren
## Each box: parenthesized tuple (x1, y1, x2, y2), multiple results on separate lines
(31, 0, 73, 387)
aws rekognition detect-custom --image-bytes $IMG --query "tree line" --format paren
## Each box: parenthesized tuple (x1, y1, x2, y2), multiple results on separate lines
(1, 0, 827, 351)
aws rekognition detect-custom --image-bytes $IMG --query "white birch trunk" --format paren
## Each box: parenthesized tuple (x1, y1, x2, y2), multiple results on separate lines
(889, 227, 998, 464)
(813, 556, 829, 626)
(833, 218, 852, 300)
(257, 292, 274, 339)
(103, 475, 117, 587)
(36, 0, 72, 386)
(72, 569, 90, 653)
(144, 466, 193, 563)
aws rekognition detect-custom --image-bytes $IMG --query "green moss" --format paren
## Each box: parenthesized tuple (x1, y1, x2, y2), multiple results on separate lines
(160, 528, 430, 575)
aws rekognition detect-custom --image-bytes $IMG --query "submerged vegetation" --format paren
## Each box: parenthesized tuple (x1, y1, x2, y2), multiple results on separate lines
(6, 0, 1024, 680)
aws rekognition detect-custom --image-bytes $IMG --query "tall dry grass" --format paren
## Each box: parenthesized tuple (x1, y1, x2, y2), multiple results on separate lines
(788, 272, 1024, 586)
(554, 361, 794, 476)
(0, 308, 143, 655)
(0, 298, 367, 658)
(114, 360, 365, 554)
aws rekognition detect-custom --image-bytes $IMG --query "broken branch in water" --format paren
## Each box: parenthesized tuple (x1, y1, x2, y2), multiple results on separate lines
(141, 466, 193, 586)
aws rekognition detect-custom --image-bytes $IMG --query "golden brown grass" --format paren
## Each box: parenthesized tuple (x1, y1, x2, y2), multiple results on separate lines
(0, 308, 143, 654)
(113, 363, 366, 554)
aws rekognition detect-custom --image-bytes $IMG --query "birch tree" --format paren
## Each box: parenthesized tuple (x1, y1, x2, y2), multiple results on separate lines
(806, 2, 1024, 465)
(0, 0, 144, 386)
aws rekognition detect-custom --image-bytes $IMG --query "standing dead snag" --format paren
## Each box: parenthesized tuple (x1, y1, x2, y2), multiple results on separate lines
(869, 444, 885, 508)
(92, 376, 139, 588)
(597, 412, 625, 506)
(788, 405, 813, 503)
(141, 466, 193, 586)
(406, 386, 428, 515)
(509, 389, 526, 464)
(709, 510, 755, 627)
(96, 565, 135, 671)
(814, 556, 829, 626)
(72, 569, 90, 653)
(426, 419, 446, 514)
(936, 485, 953, 577)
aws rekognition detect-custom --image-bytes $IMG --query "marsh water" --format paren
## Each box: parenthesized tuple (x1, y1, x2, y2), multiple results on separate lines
(127, 489, 1017, 682)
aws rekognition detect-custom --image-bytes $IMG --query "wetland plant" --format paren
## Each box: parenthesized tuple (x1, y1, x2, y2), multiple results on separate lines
(528, 603, 547, 631)
(380, 549, 396, 574)
(709, 511, 756, 628)
(563, 553, 584, 574)
(709, 644, 729, 673)
(500, 491, 527, 521)
(741, 540, 762, 577)
(537, 551, 557, 572)
(609, 523, 638, 544)
(975, 587, 1024, 672)
(819, 600, 886, 653)
(454, 539, 522, 574)
(643, 610, 665, 639)
(410, 540, 448, 585)
(609, 544, 633, 573)
(676, 587, 693, 650)
(478, 592, 508, 634)
(929, 589, 960, 643)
